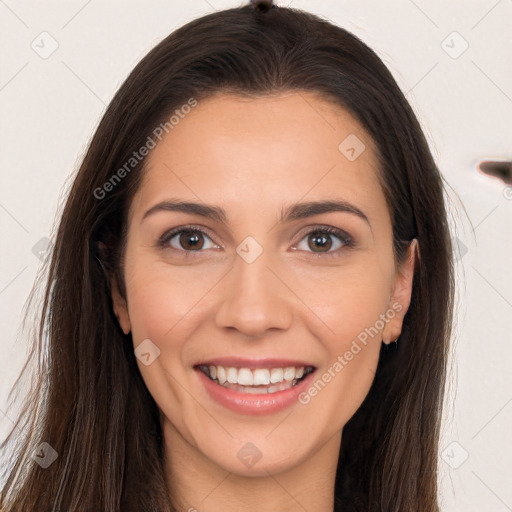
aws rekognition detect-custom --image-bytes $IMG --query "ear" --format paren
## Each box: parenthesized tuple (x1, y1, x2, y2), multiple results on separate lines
(111, 277, 131, 336)
(382, 239, 420, 344)
(97, 240, 131, 335)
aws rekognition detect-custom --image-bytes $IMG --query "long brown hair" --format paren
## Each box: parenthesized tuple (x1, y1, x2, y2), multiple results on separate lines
(1, 3, 455, 511)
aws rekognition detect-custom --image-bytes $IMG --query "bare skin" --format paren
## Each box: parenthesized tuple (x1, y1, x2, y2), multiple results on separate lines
(112, 91, 418, 511)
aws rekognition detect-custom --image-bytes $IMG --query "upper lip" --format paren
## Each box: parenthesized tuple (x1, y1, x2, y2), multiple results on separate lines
(194, 356, 316, 370)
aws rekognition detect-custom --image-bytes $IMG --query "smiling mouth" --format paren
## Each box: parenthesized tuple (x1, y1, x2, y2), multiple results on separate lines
(196, 364, 316, 394)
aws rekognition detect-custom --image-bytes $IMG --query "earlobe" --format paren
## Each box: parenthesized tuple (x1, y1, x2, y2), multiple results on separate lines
(111, 280, 131, 335)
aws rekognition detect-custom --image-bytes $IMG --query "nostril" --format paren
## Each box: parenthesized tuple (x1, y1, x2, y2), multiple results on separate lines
(477, 160, 512, 185)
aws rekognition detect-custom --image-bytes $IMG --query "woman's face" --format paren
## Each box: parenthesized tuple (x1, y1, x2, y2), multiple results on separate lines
(113, 91, 416, 477)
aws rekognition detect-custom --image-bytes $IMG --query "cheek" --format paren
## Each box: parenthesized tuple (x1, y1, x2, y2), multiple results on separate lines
(125, 256, 197, 337)
(293, 262, 389, 421)
(126, 273, 170, 340)
(123, 265, 202, 427)
(124, 260, 216, 371)
(291, 259, 391, 342)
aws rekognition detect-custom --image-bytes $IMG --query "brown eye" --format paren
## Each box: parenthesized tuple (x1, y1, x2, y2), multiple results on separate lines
(160, 227, 218, 252)
(307, 233, 333, 252)
(295, 226, 354, 255)
(178, 230, 205, 251)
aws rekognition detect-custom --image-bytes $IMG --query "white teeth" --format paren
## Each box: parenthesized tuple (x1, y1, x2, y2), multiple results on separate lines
(203, 365, 311, 387)
(237, 368, 253, 386)
(216, 365, 227, 385)
(283, 367, 296, 381)
(221, 379, 299, 394)
(270, 368, 283, 383)
(253, 369, 270, 386)
(226, 367, 238, 384)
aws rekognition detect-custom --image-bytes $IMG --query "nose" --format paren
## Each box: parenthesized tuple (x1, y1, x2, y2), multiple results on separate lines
(214, 248, 294, 338)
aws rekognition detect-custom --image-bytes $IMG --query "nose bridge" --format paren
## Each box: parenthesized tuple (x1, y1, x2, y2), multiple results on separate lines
(214, 243, 293, 335)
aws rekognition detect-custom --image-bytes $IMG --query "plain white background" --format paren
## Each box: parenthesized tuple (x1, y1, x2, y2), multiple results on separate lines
(0, 1, 511, 510)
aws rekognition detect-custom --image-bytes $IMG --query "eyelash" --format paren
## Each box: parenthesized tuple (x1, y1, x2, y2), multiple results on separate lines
(157, 224, 355, 258)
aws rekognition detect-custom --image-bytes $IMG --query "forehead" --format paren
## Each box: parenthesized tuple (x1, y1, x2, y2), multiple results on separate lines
(130, 91, 385, 224)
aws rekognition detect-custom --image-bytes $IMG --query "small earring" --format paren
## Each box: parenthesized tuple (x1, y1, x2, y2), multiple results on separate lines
(382, 335, 399, 352)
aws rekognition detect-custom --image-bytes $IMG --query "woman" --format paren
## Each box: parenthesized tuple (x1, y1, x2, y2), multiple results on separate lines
(0, 1, 455, 510)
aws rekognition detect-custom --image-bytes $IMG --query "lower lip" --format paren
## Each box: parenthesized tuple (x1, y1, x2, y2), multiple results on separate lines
(195, 368, 316, 416)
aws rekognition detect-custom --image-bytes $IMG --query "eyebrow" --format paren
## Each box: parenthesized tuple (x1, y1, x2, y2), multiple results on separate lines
(142, 198, 371, 230)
